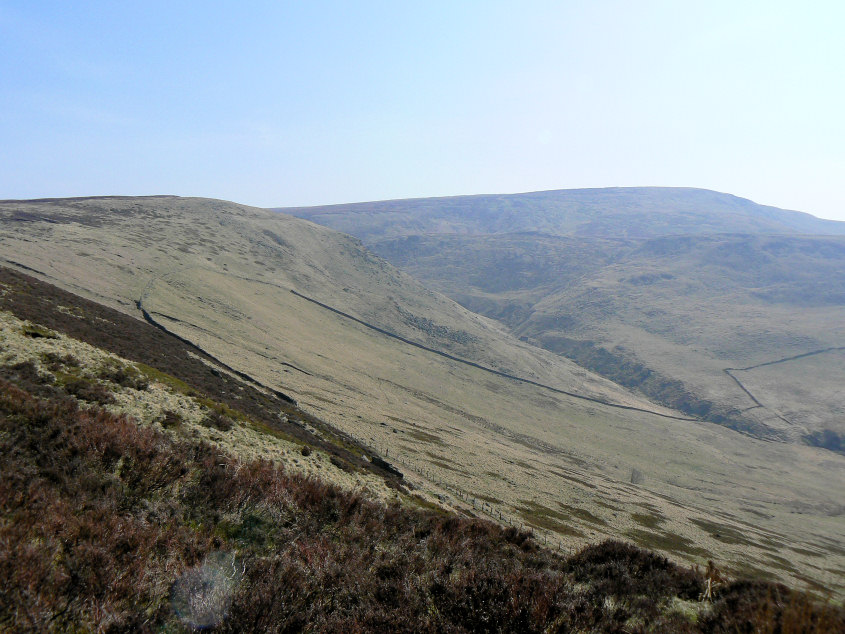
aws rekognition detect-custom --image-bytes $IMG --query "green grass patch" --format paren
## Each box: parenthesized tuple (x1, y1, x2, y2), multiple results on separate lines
(52, 367, 87, 386)
(758, 536, 788, 552)
(406, 494, 449, 514)
(549, 469, 598, 489)
(430, 460, 469, 475)
(97, 359, 149, 390)
(559, 503, 607, 526)
(631, 511, 664, 530)
(518, 501, 584, 537)
(247, 419, 299, 445)
(509, 459, 535, 470)
(311, 425, 368, 459)
(764, 553, 800, 574)
(476, 493, 502, 505)
(41, 351, 81, 371)
(135, 362, 194, 394)
(406, 429, 446, 446)
(790, 546, 822, 558)
(593, 498, 622, 510)
(625, 528, 711, 559)
(196, 396, 250, 424)
(137, 362, 256, 427)
(216, 511, 281, 548)
(689, 517, 756, 547)
(724, 561, 775, 582)
(21, 323, 58, 339)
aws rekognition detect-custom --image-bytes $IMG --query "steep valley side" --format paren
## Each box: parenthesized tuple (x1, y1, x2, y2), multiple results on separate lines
(1, 195, 843, 596)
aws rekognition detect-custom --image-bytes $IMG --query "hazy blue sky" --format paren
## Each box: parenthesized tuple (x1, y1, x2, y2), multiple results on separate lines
(2, 1, 843, 220)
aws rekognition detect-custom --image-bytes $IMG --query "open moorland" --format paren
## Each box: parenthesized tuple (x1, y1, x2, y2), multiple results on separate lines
(286, 188, 845, 449)
(1, 195, 844, 598)
(3, 271, 842, 630)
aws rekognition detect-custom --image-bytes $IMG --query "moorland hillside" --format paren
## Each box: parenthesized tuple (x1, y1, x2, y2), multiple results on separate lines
(2, 268, 841, 630)
(2, 196, 843, 596)
(284, 188, 845, 449)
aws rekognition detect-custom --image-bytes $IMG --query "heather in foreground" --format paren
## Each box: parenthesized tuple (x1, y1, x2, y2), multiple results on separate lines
(1, 371, 842, 632)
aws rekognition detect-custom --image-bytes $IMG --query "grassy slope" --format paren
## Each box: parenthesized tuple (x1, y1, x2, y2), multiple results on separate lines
(524, 234, 845, 443)
(370, 232, 845, 445)
(0, 266, 403, 487)
(1, 277, 842, 631)
(0, 195, 652, 407)
(2, 198, 844, 597)
(282, 188, 845, 446)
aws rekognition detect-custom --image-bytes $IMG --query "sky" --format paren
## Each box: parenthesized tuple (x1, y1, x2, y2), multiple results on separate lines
(1, 1, 844, 220)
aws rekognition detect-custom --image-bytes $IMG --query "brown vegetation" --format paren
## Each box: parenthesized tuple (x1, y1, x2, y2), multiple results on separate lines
(1, 361, 842, 631)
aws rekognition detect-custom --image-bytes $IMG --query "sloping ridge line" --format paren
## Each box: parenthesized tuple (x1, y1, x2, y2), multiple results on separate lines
(289, 290, 698, 422)
(135, 299, 298, 406)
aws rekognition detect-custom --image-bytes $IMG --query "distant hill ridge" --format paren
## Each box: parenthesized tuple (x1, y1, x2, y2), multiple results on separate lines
(280, 186, 845, 241)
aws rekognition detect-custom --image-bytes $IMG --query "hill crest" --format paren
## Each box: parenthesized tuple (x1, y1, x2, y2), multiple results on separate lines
(280, 186, 845, 241)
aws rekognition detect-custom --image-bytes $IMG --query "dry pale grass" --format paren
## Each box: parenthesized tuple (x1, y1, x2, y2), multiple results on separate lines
(1, 196, 843, 597)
